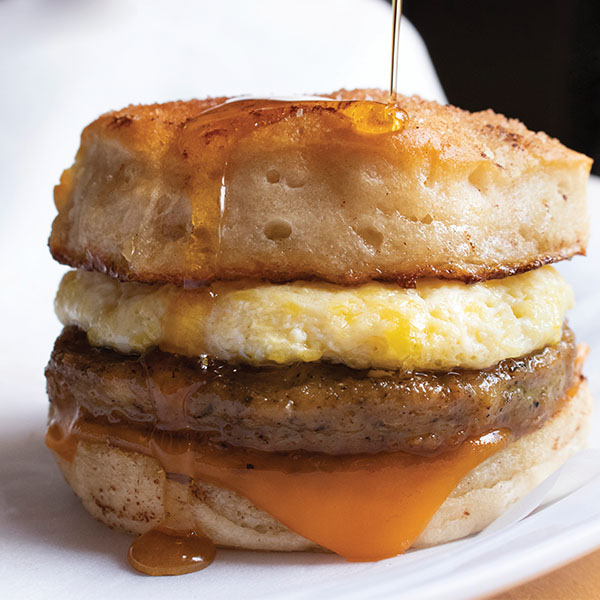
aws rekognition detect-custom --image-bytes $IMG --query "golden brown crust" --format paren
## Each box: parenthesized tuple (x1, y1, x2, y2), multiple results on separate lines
(49, 89, 592, 286)
(48, 246, 585, 287)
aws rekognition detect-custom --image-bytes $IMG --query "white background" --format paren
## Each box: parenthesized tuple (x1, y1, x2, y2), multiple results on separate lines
(0, 0, 444, 417)
(0, 1, 598, 598)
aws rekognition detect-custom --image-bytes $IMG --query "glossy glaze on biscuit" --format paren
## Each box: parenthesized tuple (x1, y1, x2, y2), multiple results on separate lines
(49, 89, 592, 286)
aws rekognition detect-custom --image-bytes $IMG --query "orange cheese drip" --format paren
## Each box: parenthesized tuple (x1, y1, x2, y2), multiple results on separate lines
(47, 412, 508, 562)
(158, 430, 507, 560)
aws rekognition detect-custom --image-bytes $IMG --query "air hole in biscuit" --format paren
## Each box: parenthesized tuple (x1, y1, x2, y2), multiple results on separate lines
(405, 214, 433, 225)
(264, 219, 292, 241)
(286, 172, 307, 188)
(468, 164, 490, 192)
(266, 169, 280, 184)
(557, 183, 568, 202)
(357, 226, 384, 250)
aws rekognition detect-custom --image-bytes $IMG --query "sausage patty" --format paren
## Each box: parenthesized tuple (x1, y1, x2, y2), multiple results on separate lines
(46, 326, 576, 455)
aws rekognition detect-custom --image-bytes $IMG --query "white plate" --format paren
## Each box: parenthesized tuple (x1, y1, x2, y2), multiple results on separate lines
(2, 411, 600, 600)
(0, 0, 598, 592)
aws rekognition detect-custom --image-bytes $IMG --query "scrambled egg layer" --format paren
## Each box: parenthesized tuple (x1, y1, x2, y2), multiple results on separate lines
(55, 267, 573, 371)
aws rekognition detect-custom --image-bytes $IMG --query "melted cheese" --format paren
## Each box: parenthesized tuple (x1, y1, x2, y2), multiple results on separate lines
(46, 412, 510, 561)
(55, 267, 573, 370)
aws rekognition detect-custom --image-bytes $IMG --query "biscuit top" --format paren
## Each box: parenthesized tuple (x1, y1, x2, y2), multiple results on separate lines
(50, 89, 592, 286)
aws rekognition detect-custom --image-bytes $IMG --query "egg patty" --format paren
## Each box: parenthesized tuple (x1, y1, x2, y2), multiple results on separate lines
(55, 266, 572, 370)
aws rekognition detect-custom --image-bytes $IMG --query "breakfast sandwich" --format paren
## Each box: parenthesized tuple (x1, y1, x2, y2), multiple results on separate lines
(45, 89, 593, 574)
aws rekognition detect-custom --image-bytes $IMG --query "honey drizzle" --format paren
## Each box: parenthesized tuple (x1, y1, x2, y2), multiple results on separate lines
(46, 406, 510, 563)
(390, 0, 403, 101)
(177, 98, 408, 283)
(128, 527, 215, 576)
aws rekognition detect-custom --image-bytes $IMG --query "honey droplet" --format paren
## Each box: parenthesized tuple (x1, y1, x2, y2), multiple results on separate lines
(128, 528, 216, 576)
(180, 99, 408, 156)
(338, 102, 407, 135)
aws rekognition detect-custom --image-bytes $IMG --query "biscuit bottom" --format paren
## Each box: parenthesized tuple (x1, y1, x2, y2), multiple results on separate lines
(50, 379, 592, 554)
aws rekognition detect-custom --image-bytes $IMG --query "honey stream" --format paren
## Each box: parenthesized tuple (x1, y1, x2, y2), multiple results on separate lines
(390, 0, 403, 100)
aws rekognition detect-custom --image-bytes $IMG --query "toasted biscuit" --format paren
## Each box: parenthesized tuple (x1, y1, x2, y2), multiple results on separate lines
(49, 89, 591, 286)
(51, 378, 592, 551)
